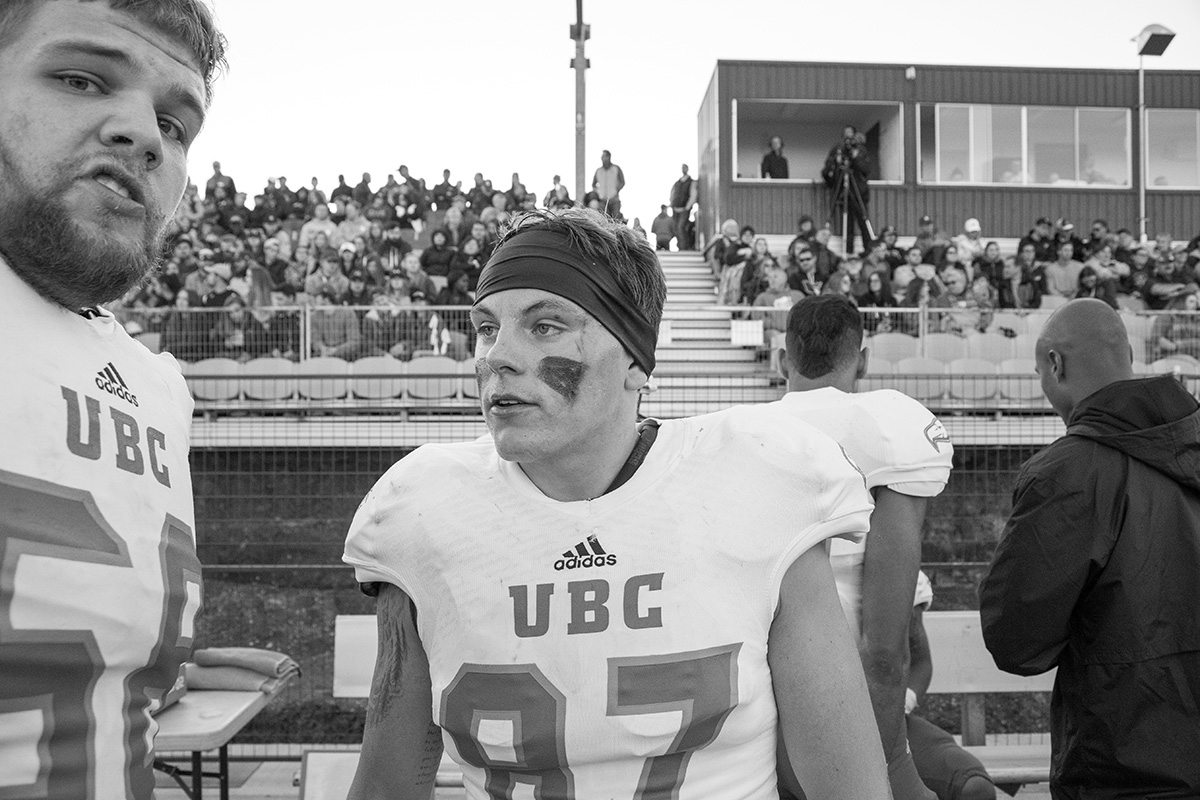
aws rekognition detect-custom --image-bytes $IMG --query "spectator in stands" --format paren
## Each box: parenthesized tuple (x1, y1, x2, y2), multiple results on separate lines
(1113, 228, 1139, 269)
(650, 205, 674, 250)
(1044, 241, 1085, 300)
(906, 573, 998, 800)
(669, 165, 697, 250)
(305, 249, 350, 301)
(938, 245, 968, 281)
(879, 226, 905, 271)
(229, 253, 273, 309)
(544, 174, 573, 211)
(362, 288, 414, 360)
(952, 218, 985, 266)
(915, 215, 951, 265)
(1054, 219, 1087, 262)
(450, 236, 487, 292)
(1017, 217, 1056, 263)
(811, 226, 843, 279)
(198, 261, 234, 308)
(707, 218, 743, 293)
(260, 214, 292, 261)
(1083, 219, 1110, 257)
(592, 149, 626, 220)
(433, 169, 461, 209)
(981, 299, 1200, 800)
(441, 206, 470, 248)
(930, 270, 978, 335)
(972, 241, 1004, 284)
(399, 251, 438, 300)
(378, 224, 414, 273)
(1075, 266, 1118, 309)
(1083, 244, 1129, 291)
(344, 269, 377, 309)
(1142, 254, 1196, 310)
(205, 160, 236, 201)
(761, 135, 789, 179)
(857, 271, 899, 334)
(261, 239, 291, 289)
(351, 172, 373, 207)
(338, 242, 360, 276)
(1151, 291, 1200, 360)
(996, 256, 1043, 310)
(752, 263, 804, 367)
(861, 239, 892, 282)
(209, 293, 257, 362)
(718, 225, 757, 305)
(251, 291, 301, 361)
(822, 128, 872, 255)
(785, 244, 822, 297)
(310, 285, 363, 359)
(335, 201, 371, 248)
(363, 194, 395, 228)
(1154, 231, 1179, 264)
(328, 174, 352, 204)
(822, 269, 857, 305)
(420, 229, 457, 284)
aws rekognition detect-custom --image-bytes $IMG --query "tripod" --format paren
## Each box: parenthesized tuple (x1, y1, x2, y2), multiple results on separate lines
(829, 162, 875, 256)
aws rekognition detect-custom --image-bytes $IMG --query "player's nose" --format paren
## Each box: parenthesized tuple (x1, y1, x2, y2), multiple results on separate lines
(99, 91, 164, 171)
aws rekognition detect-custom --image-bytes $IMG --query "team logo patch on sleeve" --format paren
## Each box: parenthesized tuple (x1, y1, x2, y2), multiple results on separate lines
(923, 418, 951, 452)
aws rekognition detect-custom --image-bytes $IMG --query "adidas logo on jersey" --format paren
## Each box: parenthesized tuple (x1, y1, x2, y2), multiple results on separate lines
(95, 362, 139, 407)
(554, 534, 617, 571)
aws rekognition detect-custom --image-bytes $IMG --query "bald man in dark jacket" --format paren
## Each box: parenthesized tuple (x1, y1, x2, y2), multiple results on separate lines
(981, 299, 1200, 799)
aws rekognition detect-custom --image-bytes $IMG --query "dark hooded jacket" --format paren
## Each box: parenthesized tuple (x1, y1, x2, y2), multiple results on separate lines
(980, 375, 1200, 798)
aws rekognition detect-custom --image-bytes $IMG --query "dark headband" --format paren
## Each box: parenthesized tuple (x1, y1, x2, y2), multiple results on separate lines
(474, 228, 657, 374)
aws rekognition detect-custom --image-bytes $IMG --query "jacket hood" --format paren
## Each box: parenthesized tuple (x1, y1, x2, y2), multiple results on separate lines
(1067, 375, 1200, 491)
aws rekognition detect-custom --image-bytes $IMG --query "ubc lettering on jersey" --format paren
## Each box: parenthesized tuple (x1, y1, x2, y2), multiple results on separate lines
(509, 572, 665, 638)
(62, 384, 171, 487)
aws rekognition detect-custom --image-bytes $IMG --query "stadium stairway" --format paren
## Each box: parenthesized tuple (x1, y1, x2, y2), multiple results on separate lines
(645, 251, 781, 416)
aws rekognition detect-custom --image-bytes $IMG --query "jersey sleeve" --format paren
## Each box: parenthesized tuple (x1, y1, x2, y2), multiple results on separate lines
(342, 456, 419, 595)
(769, 427, 874, 609)
(866, 392, 954, 497)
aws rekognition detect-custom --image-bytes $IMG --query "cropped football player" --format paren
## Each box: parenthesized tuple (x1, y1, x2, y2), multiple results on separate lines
(0, 2, 225, 797)
(770, 294, 954, 800)
(344, 207, 890, 799)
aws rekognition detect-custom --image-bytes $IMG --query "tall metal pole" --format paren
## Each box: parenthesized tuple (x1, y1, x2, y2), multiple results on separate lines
(1138, 53, 1147, 243)
(570, 1, 589, 204)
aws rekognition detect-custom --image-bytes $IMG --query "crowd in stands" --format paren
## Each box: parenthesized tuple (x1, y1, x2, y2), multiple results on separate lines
(709, 212, 1200, 356)
(111, 162, 640, 363)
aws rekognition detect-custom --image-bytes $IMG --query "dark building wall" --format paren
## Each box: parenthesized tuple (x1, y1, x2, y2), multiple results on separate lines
(703, 60, 1200, 242)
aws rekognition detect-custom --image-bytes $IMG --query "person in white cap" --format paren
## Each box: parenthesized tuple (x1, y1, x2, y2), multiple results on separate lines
(952, 218, 985, 266)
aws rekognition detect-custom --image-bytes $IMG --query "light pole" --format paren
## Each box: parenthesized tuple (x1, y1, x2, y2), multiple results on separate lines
(1135, 23, 1175, 243)
(570, 1, 590, 204)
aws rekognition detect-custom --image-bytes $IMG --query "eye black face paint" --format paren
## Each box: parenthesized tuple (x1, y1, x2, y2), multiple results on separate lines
(537, 356, 586, 401)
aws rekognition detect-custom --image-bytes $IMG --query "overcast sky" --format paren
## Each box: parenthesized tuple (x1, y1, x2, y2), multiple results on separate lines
(190, 0, 1200, 228)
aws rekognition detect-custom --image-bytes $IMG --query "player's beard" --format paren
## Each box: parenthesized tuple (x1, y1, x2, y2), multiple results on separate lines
(0, 139, 167, 311)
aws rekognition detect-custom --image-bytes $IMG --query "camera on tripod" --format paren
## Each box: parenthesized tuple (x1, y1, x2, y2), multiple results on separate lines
(822, 127, 874, 254)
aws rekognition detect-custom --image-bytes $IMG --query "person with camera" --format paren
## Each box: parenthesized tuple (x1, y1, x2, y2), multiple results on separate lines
(822, 125, 872, 256)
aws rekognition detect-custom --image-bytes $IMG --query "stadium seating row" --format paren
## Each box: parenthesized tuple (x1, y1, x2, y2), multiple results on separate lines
(860, 356, 1200, 403)
(183, 355, 477, 404)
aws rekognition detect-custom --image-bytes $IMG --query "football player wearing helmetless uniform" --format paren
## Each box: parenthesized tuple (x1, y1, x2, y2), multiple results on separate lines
(344, 208, 891, 799)
(768, 295, 954, 800)
(0, 3, 225, 798)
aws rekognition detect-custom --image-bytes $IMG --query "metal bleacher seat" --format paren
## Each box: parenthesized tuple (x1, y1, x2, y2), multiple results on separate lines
(1011, 334, 1039, 361)
(405, 355, 460, 400)
(297, 357, 350, 400)
(866, 332, 919, 363)
(241, 357, 296, 401)
(923, 332, 968, 363)
(350, 356, 406, 400)
(966, 332, 1015, 364)
(187, 357, 241, 402)
(1023, 312, 1049, 339)
(859, 358, 895, 392)
(988, 312, 1025, 336)
(998, 359, 1041, 403)
(948, 358, 999, 401)
(1121, 312, 1156, 363)
(459, 358, 480, 399)
(1117, 295, 1147, 312)
(894, 357, 948, 402)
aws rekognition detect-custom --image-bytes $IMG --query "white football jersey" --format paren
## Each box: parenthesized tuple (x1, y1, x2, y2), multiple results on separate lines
(345, 406, 872, 800)
(765, 388, 953, 639)
(0, 260, 200, 800)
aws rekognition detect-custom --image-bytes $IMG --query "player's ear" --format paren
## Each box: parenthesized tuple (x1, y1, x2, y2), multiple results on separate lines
(777, 348, 790, 380)
(856, 347, 870, 380)
(624, 361, 649, 391)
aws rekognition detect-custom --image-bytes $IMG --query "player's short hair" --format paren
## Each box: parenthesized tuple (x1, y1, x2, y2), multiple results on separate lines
(0, 0, 227, 105)
(784, 295, 864, 379)
(495, 207, 667, 336)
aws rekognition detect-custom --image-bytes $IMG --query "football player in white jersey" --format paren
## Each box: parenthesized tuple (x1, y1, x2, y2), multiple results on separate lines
(769, 294, 954, 800)
(344, 208, 890, 799)
(0, 3, 225, 798)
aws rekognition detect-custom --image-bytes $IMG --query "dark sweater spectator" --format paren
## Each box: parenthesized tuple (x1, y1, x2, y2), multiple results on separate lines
(995, 258, 1043, 310)
(1075, 266, 1118, 309)
(449, 237, 487, 292)
(760, 136, 788, 178)
(419, 230, 457, 278)
(305, 249, 350, 302)
(161, 290, 208, 362)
